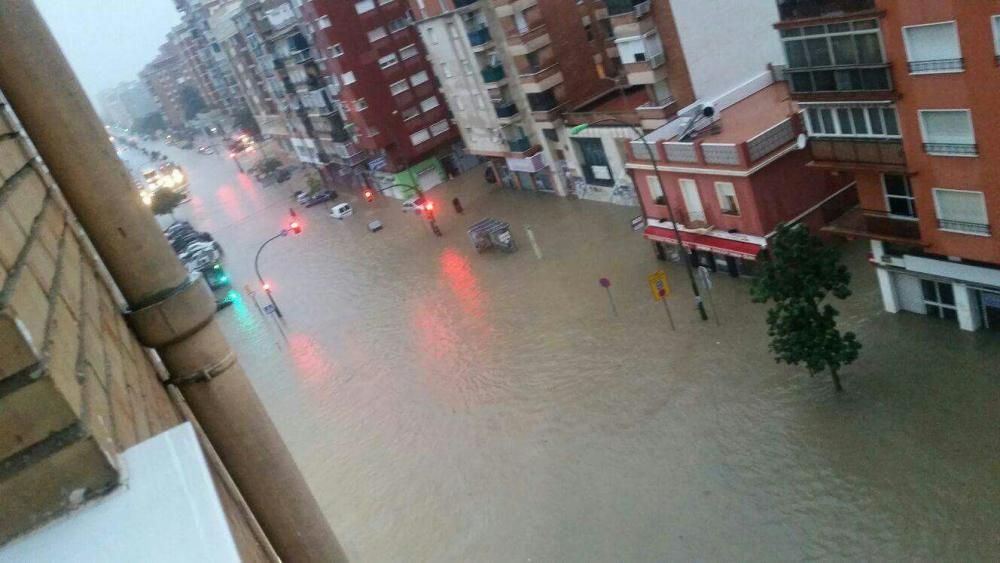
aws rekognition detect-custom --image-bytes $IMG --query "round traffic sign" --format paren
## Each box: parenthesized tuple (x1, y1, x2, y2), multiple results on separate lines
(658, 288, 666, 297)
(599, 277, 610, 288)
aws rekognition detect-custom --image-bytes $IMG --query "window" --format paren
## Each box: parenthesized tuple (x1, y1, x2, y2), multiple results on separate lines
(781, 20, 889, 93)
(715, 182, 740, 215)
(647, 176, 664, 204)
(922, 280, 958, 321)
(377, 0, 394, 5)
(401, 106, 419, 120)
(399, 44, 419, 60)
(430, 119, 449, 136)
(328, 43, 344, 57)
(378, 53, 399, 69)
(903, 22, 962, 73)
(419, 96, 439, 111)
(410, 129, 431, 145)
(368, 27, 388, 42)
(919, 110, 976, 155)
(805, 105, 900, 138)
(341, 71, 356, 85)
(317, 16, 331, 30)
(388, 17, 411, 33)
(933, 189, 990, 235)
(367, 126, 380, 137)
(882, 174, 916, 218)
(409, 70, 429, 86)
(355, 98, 368, 111)
(389, 79, 409, 95)
(993, 16, 1000, 57)
(574, 138, 613, 187)
(355, 0, 375, 14)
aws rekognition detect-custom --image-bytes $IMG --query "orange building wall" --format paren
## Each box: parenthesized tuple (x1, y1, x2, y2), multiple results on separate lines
(881, 0, 1000, 264)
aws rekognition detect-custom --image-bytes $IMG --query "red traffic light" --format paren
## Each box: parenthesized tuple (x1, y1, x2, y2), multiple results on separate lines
(289, 220, 302, 234)
(262, 282, 271, 291)
(364, 188, 375, 202)
(424, 201, 434, 212)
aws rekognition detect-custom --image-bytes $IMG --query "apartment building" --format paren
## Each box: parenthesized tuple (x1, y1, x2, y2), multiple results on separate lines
(139, 42, 200, 128)
(301, 0, 462, 197)
(172, 0, 244, 115)
(781, 0, 1000, 331)
(410, 0, 618, 197)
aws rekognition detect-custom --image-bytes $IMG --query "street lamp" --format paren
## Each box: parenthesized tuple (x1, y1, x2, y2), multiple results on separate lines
(570, 118, 709, 322)
(368, 179, 443, 237)
(254, 229, 290, 318)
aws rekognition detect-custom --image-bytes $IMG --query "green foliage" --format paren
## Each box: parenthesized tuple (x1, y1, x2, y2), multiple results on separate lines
(305, 173, 322, 195)
(751, 223, 861, 391)
(150, 189, 186, 217)
(133, 112, 166, 135)
(260, 157, 282, 175)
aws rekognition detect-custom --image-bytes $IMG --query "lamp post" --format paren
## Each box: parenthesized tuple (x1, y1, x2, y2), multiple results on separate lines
(254, 230, 288, 318)
(368, 178, 443, 237)
(570, 118, 709, 322)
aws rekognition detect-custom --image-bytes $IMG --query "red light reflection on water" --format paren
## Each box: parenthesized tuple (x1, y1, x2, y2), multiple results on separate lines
(215, 184, 246, 222)
(287, 332, 335, 384)
(439, 248, 484, 319)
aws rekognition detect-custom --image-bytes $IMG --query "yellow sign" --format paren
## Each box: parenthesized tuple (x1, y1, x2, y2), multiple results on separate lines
(647, 270, 670, 301)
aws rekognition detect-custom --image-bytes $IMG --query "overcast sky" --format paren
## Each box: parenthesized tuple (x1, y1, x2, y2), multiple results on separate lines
(35, 0, 181, 101)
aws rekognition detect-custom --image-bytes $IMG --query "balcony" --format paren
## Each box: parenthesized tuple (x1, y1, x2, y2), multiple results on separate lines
(481, 64, 505, 83)
(454, 0, 480, 7)
(623, 52, 666, 84)
(924, 142, 977, 156)
(786, 64, 892, 96)
(507, 136, 532, 153)
(809, 137, 906, 170)
(285, 47, 314, 65)
(777, 0, 876, 22)
(467, 26, 492, 49)
(518, 63, 563, 92)
(494, 101, 519, 120)
(822, 207, 923, 245)
(606, 0, 650, 17)
(506, 24, 549, 56)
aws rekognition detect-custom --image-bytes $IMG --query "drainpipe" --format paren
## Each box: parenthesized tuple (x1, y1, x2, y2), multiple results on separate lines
(0, 3, 347, 561)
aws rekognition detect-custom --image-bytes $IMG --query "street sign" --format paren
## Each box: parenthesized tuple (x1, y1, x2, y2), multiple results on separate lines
(647, 270, 670, 301)
(367, 156, 387, 171)
(599, 277, 611, 288)
(631, 215, 644, 231)
(263, 304, 276, 315)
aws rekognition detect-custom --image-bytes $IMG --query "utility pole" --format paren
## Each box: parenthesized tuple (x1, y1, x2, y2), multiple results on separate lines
(0, 3, 346, 561)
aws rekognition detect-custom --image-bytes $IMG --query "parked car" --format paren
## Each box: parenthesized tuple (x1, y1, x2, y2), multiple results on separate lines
(197, 145, 215, 155)
(401, 196, 427, 213)
(330, 203, 353, 219)
(304, 190, 338, 208)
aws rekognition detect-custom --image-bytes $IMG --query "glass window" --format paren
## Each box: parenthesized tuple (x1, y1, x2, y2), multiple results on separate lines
(419, 96, 439, 111)
(806, 38, 832, 66)
(903, 22, 961, 63)
(882, 108, 899, 135)
(920, 110, 975, 145)
(851, 108, 868, 134)
(883, 174, 916, 218)
(831, 35, 858, 65)
(785, 41, 808, 67)
(410, 129, 431, 145)
(715, 182, 740, 215)
(647, 176, 664, 202)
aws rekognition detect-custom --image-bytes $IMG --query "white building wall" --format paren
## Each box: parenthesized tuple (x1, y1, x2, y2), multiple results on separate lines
(668, 0, 784, 102)
(417, 15, 506, 154)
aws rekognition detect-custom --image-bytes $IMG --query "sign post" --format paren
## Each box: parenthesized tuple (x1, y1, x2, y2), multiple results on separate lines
(599, 277, 617, 317)
(647, 271, 675, 331)
(698, 266, 721, 326)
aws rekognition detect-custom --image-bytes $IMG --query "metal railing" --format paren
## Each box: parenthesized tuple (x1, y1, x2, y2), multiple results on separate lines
(786, 64, 891, 94)
(823, 207, 922, 241)
(467, 26, 491, 47)
(494, 101, 518, 118)
(481, 65, 505, 82)
(701, 144, 741, 166)
(810, 137, 906, 165)
(908, 58, 964, 73)
(606, 0, 649, 17)
(664, 142, 697, 163)
(508, 137, 531, 152)
(748, 118, 796, 162)
(924, 142, 977, 156)
(777, 0, 875, 21)
(938, 218, 991, 235)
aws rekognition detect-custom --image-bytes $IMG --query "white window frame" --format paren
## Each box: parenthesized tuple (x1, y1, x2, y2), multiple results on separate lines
(317, 15, 331, 30)
(430, 119, 450, 136)
(410, 129, 431, 145)
(355, 98, 368, 111)
(803, 104, 900, 138)
(646, 175, 664, 203)
(992, 16, 1000, 57)
(918, 109, 977, 156)
(355, 0, 375, 15)
(389, 79, 409, 96)
(399, 43, 419, 60)
(328, 44, 344, 57)
(401, 106, 419, 121)
(378, 53, 399, 69)
(714, 182, 740, 216)
(368, 27, 388, 43)
(881, 173, 917, 220)
(932, 188, 990, 236)
(341, 71, 356, 85)
(901, 21, 963, 74)
(419, 96, 439, 112)
(409, 70, 429, 86)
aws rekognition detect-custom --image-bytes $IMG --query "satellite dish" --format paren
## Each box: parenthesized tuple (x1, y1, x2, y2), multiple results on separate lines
(795, 133, 808, 150)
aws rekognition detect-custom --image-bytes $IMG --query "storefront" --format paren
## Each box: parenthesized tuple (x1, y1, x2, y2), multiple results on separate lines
(506, 152, 557, 194)
(644, 224, 765, 278)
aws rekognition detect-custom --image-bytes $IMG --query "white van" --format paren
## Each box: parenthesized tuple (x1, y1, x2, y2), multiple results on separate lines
(330, 202, 353, 219)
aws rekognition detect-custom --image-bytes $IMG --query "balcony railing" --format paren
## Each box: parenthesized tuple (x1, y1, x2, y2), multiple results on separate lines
(823, 207, 923, 243)
(810, 137, 905, 167)
(938, 219, 991, 235)
(924, 142, 977, 156)
(777, 0, 875, 21)
(747, 118, 796, 162)
(467, 26, 491, 47)
(908, 58, 964, 73)
(481, 65, 505, 82)
(494, 101, 518, 118)
(508, 137, 531, 152)
(606, 0, 650, 17)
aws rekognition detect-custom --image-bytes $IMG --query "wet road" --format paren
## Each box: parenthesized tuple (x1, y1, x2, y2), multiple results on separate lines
(122, 140, 999, 561)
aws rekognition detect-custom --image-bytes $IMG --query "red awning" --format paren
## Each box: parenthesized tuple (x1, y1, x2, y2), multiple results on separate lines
(644, 225, 764, 260)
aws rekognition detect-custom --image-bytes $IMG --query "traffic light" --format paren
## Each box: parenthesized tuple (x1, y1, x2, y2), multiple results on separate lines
(262, 282, 271, 291)
(364, 188, 375, 202)
(424, 201, 434, 212)
(289, 219, 302, 234)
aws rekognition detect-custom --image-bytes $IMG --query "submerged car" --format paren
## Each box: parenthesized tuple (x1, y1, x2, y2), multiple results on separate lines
(330, 202, 353, 219)
(304, 190, 338, 208)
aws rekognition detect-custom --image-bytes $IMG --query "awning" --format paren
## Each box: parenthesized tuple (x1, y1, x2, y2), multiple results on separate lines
(644, 225, 764, 260)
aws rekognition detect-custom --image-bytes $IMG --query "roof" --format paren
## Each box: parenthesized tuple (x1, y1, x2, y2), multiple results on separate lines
(693, 81, 795, 144)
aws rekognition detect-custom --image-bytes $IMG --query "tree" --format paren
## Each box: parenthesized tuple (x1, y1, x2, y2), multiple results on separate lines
(179, 85, 207, 120)
(750, 223, 861, 392)
(150, 189, 187, 219)
(133, 112, 166, 135)
(232, 107, 262, 139)
(305, 173, 322, 195)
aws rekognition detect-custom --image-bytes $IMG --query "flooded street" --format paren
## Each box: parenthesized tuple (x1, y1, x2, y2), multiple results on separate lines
(129, 142, 998, 561)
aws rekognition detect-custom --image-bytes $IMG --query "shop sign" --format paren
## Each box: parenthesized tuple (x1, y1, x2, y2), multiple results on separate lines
(367, 156, 387, 171)
(647, 270, 670, 301)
